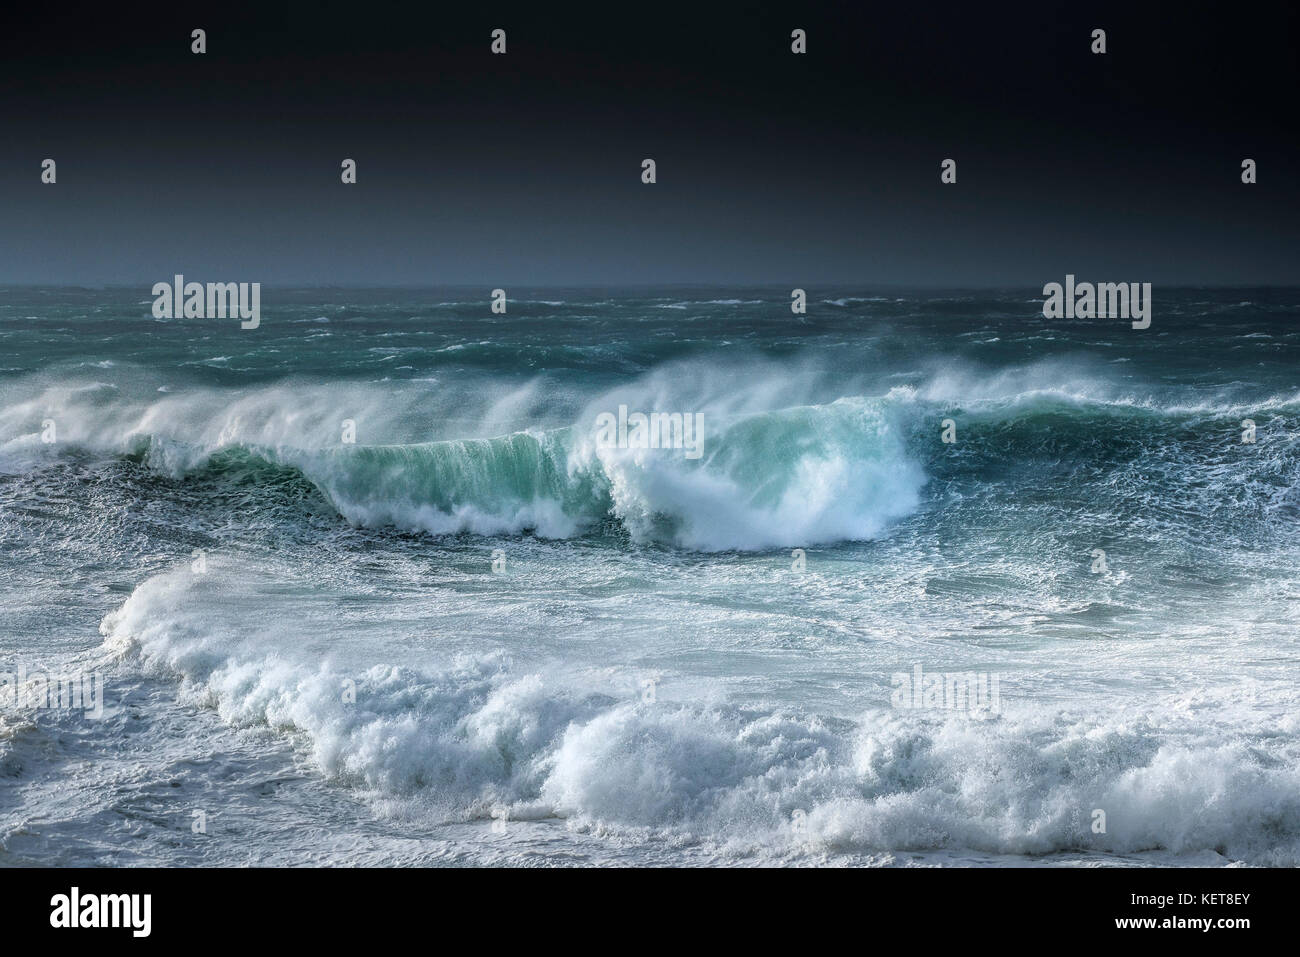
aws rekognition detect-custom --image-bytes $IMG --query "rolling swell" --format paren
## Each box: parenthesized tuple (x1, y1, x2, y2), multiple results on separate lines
(128, 395, 926, 550)
(6, 374, 1295, 550)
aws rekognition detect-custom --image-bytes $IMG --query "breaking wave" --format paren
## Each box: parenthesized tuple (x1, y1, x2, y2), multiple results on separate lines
(97, 565, 1300, 864)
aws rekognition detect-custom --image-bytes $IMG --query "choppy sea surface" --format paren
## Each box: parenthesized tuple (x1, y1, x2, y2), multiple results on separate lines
(1, 286, 1298, 866)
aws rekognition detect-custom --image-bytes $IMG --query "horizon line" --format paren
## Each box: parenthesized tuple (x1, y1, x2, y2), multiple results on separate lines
(5, 281, 1300, 291)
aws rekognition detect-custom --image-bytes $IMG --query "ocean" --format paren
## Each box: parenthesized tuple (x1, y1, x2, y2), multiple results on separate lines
(1, 285, 1297, 866)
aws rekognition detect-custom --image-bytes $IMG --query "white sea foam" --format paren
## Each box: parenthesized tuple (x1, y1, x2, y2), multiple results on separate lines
(95, 565, 1300, 864)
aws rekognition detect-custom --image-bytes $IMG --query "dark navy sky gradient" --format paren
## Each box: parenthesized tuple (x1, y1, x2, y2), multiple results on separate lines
(1, 1, 1297, 285)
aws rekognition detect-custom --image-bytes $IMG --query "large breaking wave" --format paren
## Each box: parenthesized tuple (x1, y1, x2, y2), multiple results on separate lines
(3, 356, 1297, 549)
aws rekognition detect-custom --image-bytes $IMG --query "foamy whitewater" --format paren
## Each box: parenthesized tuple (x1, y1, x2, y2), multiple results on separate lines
(2, 286, 1298, 866)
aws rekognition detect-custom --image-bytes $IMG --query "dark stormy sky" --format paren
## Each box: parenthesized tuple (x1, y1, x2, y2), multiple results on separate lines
(1, 1, 1297, 286)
